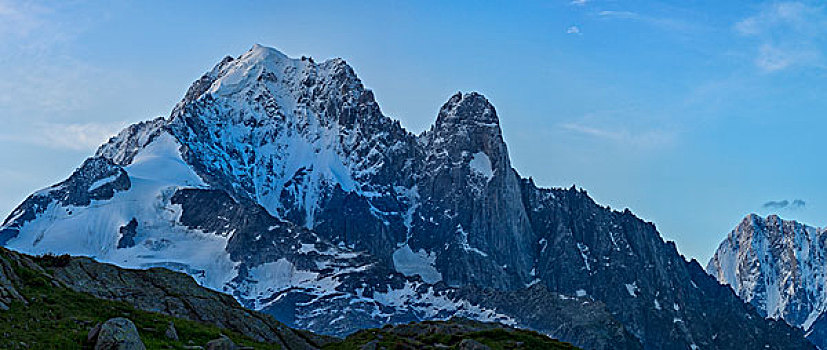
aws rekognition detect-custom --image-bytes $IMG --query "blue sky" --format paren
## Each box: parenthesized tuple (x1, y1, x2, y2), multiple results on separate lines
(1, 0, 825, 263)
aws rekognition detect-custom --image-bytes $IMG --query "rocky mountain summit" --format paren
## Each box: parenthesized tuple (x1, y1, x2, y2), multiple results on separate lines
(708, 214, 827, 348)
(0, 45, 814, 349)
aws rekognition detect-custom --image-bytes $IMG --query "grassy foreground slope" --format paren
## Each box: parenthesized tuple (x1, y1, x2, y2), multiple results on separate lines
(0, 249, 285, 349)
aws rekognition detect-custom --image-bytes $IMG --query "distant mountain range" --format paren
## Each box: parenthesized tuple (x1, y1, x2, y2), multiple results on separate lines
(0, 44, 813, 349)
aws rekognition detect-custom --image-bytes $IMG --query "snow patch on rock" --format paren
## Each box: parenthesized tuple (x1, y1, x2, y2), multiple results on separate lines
(393, 244, 442, 283)
(469, 152, 493, 181)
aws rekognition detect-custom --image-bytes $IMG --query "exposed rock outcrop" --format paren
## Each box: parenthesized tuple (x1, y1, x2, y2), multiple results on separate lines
(89, 318, 146, 350)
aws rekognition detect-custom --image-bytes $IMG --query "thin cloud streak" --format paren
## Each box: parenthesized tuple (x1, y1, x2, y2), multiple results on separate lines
(0, 0, 46, 40)
(596, 9, 700, 33)
(0, 122, 128, 151)
(598, 10, 640, 20)
(560, 122, 676, 149)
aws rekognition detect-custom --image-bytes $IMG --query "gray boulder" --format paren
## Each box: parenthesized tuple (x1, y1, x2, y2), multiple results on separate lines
(90, 317, 146, 350)
(458, 339, 490, 350)
(205, 335, 238, 350)
(165, 321, 179, 341)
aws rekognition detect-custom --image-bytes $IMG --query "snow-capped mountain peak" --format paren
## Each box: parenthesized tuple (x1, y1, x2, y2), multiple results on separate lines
(708, 213, 827, 347)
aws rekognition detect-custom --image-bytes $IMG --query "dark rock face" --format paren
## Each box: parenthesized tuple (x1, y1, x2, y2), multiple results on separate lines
(520, 183, 813, 349)
(90, 317, 146, 350)
(410, 92, 534, 289)
(806, 313, 827, 349)
(53, 157, 131, 207)
(117, 219, 139, 249)
(456, 284, 642, 350)
(170, 187, 376, 272)
(312, 186, 408, 265)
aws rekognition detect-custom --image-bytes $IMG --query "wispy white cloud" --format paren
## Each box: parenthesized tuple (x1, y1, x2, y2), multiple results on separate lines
(735, 2, 827, 72)
(39, 122, 127, 150)
(0, 60, 116, 117)
(596, 9, 699, 33)
(755, 43, 820, 71)
(0, 122, 128, 151)
(0, 0, 46, 40)
(735, 2, 824, 35)
(598, 10, 640, 20)
(0, 1, 124, 120)
(566, 25, 581, 35)
(560, 122, 676, 149)
(570, 0, 588, 6)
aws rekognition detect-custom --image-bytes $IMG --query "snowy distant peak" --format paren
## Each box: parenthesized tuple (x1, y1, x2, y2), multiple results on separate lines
(246, 43, 291, 62)
(707, 212, 827, 345)
(729, 213, 819, 242)
(743, 212, 761, 224)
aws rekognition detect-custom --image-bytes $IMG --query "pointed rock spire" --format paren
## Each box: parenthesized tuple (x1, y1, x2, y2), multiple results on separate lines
(435, 92, 500, 127)
(424, 92, 511, 180)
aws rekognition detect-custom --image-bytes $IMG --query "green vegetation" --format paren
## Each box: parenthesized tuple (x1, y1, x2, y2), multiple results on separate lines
(0, 254, 279, 349)
(31, 252, 72, 268)
(322, 320, 580, 350)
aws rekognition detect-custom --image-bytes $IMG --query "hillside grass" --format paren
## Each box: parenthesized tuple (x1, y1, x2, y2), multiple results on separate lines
(0, 255, 280, 349)
(322, 321, 580, 350)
